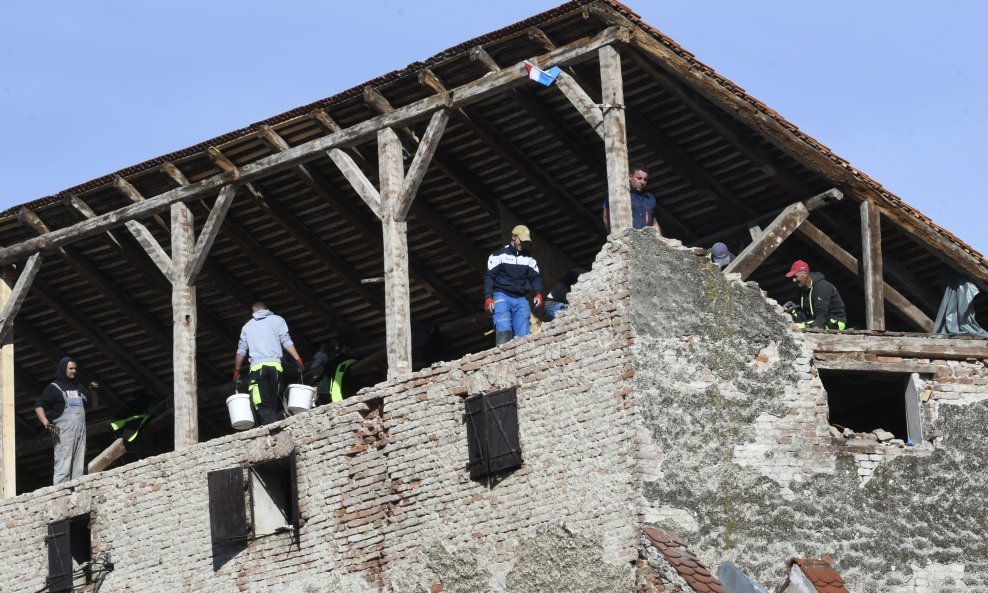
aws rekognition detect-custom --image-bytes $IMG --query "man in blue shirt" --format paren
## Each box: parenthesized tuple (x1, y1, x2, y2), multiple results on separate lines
(602, 164, 662, 234)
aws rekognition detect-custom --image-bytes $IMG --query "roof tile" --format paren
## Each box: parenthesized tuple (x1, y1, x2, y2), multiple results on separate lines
(642, 528, 728, 593)
(786, 557, 850, 593)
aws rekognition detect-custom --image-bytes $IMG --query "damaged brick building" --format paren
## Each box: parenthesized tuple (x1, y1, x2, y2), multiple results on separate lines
(0, 2, 986, 592)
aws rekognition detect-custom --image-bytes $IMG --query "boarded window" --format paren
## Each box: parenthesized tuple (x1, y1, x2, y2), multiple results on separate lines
(46, 514, 91, 593)
(465, 388, 522, 479)
(208, 467, 249, 543)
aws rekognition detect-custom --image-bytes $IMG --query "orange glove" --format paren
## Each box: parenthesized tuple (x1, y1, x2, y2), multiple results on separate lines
(485, 297, 494, 313)
(532, 293, 542, 308)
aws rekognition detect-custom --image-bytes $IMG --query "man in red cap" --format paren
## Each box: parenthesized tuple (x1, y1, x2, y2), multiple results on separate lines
(785, 260, 847, 330)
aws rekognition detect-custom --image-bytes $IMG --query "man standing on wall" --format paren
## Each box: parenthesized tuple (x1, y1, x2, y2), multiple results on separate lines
(485, 225, 543, 346)
(234, 302, 304, 425)
(785, 260, 847, 330)
(602, 164, 662, 234)
(34, 357, 99, 485)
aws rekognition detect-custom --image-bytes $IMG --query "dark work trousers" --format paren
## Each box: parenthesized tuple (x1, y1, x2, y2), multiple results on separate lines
(249, 365, 283, 425)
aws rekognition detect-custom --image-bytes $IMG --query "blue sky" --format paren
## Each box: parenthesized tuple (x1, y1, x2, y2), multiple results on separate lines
(2, 1, 985, 255)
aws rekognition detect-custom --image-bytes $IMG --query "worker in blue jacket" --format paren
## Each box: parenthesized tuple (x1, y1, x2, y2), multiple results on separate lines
(484, 225, 543, 345)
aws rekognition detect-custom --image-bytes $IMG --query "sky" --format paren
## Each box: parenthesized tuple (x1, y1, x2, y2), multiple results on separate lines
(2, 1, 985, 255)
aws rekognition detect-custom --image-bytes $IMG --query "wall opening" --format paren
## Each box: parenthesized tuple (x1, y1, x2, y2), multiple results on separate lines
(46, 513, 91, 592)
(820, 370, 924, 442)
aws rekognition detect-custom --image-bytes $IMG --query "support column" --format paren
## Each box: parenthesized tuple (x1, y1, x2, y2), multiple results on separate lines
(599, 44, 632, 232)
(378, 128, 412, 379)
(861, 200, 885, 330)
(0, 268, 14, 498)
(171, 202, 198, 448)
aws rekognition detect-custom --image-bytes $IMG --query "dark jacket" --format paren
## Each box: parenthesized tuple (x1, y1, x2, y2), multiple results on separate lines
(34, 357, 91, 420)
(484, 245, 542, 298)
(797, 272, 847, 328)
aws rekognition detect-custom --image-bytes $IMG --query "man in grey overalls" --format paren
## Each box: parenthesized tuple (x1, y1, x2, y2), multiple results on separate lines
(34, 357, 99, 485)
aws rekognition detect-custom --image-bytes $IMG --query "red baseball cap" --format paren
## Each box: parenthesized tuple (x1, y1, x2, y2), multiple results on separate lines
(785, 260, 810, 277)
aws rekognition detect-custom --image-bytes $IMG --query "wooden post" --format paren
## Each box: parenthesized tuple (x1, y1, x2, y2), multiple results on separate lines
(171, 202, 198, 448)
(861, 200, 885, 330)
(0, 267, 15, 499)
(599, 45, 632, 232)
(378, 128, 412, 379)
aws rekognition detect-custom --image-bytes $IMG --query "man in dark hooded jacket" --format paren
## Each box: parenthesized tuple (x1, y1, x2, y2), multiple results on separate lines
(785, 260, 847, 330)
(34, 357, 99, 485)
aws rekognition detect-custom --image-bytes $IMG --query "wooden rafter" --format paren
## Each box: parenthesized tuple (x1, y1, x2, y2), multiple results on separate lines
(0, 253, 42, 345)
(724, 202, 810, 279)
(796, 221, 933, 331)
(29, 277, 171, 398)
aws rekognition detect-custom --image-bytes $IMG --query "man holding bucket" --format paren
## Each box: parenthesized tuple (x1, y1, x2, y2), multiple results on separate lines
(233, 302, 304, 425)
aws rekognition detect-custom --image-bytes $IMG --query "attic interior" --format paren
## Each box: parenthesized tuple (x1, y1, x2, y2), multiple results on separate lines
(1, 0, 985, 495)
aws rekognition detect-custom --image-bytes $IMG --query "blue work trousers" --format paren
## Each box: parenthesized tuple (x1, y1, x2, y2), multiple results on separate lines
(492, 292, 531, 338)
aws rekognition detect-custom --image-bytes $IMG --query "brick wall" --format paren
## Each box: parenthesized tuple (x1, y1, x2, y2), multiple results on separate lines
(0, 238, 639, 593)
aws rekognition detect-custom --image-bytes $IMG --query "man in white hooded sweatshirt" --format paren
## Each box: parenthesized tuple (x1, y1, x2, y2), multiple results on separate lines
(234, 302, 303, 425)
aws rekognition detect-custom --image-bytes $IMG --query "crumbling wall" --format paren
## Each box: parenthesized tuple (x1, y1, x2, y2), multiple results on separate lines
(0, 239, 639, 593)
(628, 232, 988, 593)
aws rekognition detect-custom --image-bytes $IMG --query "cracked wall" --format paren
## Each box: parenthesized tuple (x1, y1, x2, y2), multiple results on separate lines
(628, 232, 988, 592)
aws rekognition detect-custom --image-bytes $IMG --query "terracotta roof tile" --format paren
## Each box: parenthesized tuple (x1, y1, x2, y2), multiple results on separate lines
(643, 528, 727, 593)
(785, 556, 850, 593)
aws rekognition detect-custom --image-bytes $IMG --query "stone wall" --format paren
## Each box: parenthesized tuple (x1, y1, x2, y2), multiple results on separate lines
(0, 238, 639, 593)
(628, 232, 988, 593)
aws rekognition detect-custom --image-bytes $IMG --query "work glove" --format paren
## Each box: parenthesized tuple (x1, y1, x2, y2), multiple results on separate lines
(485, 297, 494, 314)
(295, 358, 304, 371)
(46, 423, 60, 438)
(233, 369, 240, 384)
(532, 293, 542, 308)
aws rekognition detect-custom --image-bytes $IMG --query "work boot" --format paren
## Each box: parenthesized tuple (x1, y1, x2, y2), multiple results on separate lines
(495, 331, 513, 346)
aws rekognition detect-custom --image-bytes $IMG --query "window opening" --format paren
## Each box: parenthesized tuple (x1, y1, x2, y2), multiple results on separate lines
(208, 451, 300, 546)
(820, 370, 924, 443)
(464, 388, 522, 479)
(46, 514, 92, 593)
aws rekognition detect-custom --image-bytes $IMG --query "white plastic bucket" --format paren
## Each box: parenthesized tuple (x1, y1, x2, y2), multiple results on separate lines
(285, 384, 317, 415)
(226, 393, 255, 430)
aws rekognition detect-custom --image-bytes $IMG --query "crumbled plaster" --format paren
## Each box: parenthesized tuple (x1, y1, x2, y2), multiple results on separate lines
(627, 233, 988, 592)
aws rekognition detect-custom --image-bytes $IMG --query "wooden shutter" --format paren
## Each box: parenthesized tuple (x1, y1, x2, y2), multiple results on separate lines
(486, 388, 522, 474)
(46, 519, 72, 593)
(464, 394, 487, 478)
(208, 468, 249, 542)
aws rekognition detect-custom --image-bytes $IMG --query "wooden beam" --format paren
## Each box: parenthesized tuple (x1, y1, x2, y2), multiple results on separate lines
(171, 202, 198, 449)
(812, 359, 940, 374)
(328, 148, 382, 217)
(207, 146, 239, 175)
(159, 162, 191, 186)
(725, 203, 809, 279)
(860, 200, 885, 330)
(379, 128, 413, 379)
(0, 26, 633, 269)
(796, 221, 934, 331)
(599, 44, 632, 232)
(0, 267, 15, 499)
(88, 437, 126, 474)
(555, 71, 604, 133)
(394, 109, 449, 222)
(185, 184, 238, 284)
(804, 331, 987, 360)
(0, 253, 43, 345)
(63, 191, 240, 347)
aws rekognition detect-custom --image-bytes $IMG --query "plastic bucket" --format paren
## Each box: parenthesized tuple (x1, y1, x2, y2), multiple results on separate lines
(285, 384, 317, 415)
(226, 393, 255, 430)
